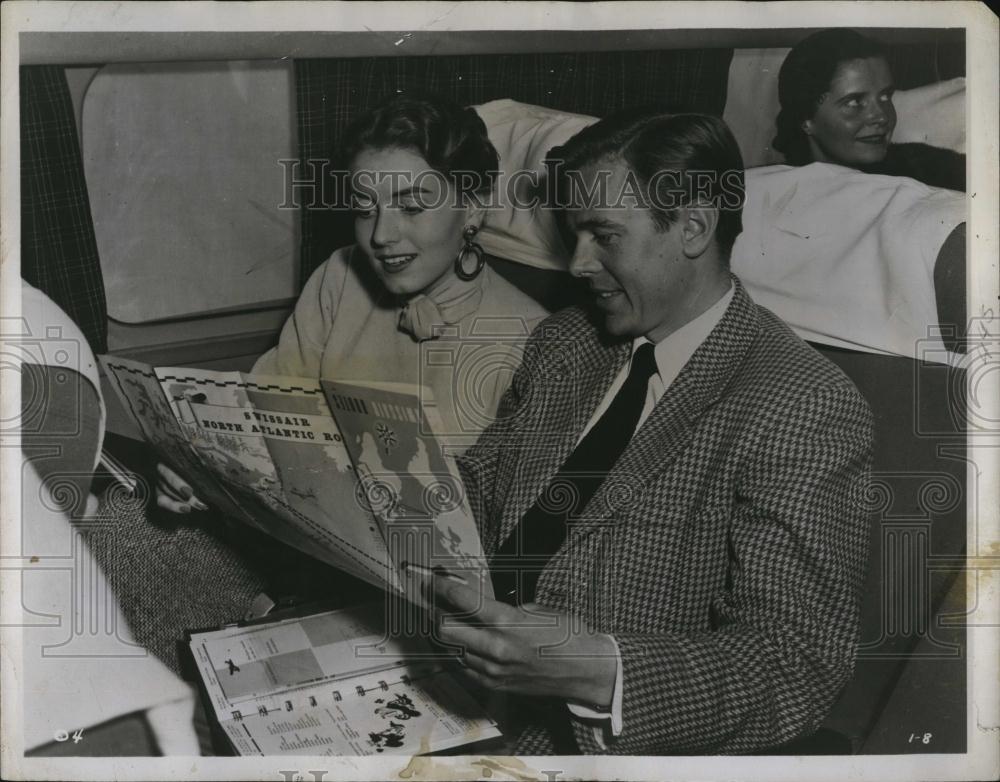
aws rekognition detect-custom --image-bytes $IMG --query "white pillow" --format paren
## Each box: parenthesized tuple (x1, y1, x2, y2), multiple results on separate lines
(892, 77, 966, 154)
(474, 99, 597, 270)
(722, 48, 789, 168)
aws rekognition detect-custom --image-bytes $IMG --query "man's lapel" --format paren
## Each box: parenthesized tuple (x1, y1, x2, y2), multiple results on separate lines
(493, 319, 630, 551)
(493, 279, 760, 552)
(571, 278, 760, 533)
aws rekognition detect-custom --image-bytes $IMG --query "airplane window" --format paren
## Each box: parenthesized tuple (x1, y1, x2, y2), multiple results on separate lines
(81, 61, 298, 323)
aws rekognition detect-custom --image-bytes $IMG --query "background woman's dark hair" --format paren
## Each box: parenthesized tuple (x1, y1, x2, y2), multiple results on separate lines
(774, 28, 889, 165)
(339, 93, 499, 198)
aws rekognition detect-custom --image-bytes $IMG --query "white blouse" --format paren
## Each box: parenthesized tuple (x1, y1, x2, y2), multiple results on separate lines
(254, 245, 551, 453)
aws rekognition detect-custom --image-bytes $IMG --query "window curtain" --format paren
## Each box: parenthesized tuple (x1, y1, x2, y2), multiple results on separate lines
(20, 66, 108, 354)
(293, 48, 734, 282)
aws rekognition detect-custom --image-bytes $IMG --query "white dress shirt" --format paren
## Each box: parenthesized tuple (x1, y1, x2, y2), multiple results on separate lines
(566, 283, 735, 747)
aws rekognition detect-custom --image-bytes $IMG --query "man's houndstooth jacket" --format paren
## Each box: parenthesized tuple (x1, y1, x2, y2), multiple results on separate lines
(457, 277, 874, 755)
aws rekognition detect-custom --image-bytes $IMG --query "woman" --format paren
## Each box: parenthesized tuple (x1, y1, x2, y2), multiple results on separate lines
(773, 28, 965, 191)
(157, 93, 550, 514)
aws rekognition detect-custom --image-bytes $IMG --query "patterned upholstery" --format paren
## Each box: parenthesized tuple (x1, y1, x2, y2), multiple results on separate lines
(458, 279, 874, 754)
(83, 473, 267, 675)
(20, 66, 108, 354)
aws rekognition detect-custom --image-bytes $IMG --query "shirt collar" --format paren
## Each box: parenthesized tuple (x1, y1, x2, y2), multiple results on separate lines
(632, 282, 736, 384)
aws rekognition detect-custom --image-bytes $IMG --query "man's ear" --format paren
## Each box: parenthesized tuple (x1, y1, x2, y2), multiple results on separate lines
(680, 206, 719, 259)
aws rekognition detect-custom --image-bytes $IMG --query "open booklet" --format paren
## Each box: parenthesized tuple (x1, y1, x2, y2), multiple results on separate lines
(187, 602, 501, 756)
(98, 357, 493, 605)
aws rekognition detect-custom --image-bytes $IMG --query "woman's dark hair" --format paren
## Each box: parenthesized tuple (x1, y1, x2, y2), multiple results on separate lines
(549, 109, 746, 260)
(774, 28, 889, 164)
(340, 93, 499, 198)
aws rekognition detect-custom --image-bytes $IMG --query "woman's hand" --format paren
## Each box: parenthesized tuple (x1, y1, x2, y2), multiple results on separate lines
(155, 462, 208, 514)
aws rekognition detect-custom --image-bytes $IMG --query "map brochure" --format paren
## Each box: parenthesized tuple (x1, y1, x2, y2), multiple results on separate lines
(187, 601, 502, 756)
(321, 379, 492, 605)
(98, 357, 493, 602)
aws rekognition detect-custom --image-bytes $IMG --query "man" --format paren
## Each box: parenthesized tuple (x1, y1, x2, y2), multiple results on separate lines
(431, 110, 873, 755)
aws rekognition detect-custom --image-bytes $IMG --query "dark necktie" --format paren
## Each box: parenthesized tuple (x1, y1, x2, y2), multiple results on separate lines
(492, 342, 659, 605)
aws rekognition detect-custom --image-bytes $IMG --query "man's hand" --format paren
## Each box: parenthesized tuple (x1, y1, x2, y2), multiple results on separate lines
(431, 575, 618, 708)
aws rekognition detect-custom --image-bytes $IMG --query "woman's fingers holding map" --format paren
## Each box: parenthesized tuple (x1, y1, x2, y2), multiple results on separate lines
(155, 462, 208, 513)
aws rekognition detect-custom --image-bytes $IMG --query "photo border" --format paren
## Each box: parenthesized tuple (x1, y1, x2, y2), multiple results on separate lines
(2, 2, 996, 781)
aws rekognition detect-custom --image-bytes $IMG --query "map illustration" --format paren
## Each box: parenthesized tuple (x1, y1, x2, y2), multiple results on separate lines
(98, 358, 489, 594)
(322, 380, 492, 596)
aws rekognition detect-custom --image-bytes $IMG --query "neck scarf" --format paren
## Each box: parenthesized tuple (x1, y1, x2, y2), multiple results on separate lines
(397, 268, 485, 341)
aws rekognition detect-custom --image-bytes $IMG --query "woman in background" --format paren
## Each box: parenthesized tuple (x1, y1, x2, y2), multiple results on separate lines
(773, 28, 965, 191)
(157, 93, 549, 513)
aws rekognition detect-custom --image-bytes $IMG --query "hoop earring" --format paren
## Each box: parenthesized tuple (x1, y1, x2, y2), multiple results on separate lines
(454, 225, 486, 281)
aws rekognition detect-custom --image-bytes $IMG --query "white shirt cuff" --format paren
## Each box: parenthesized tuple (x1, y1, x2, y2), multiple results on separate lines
(566, 634, 623, 747)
